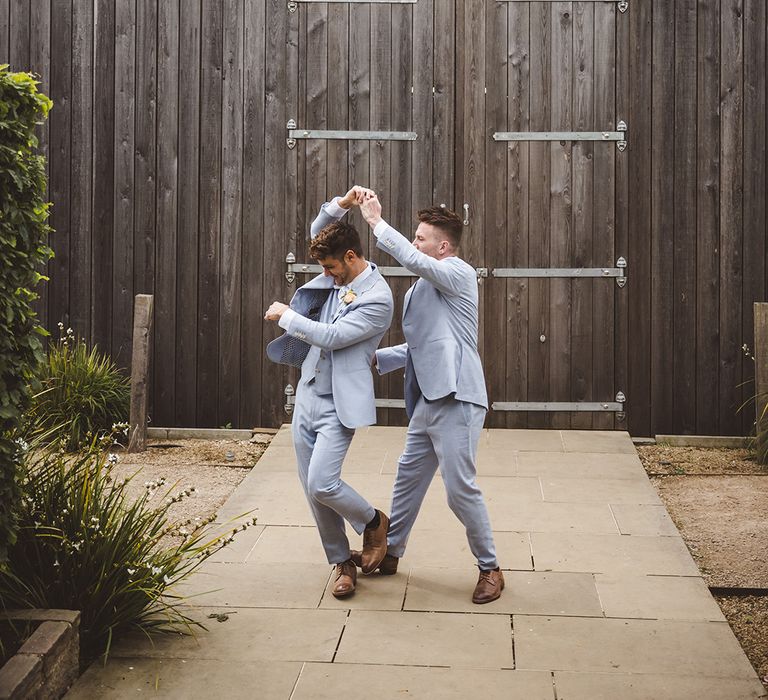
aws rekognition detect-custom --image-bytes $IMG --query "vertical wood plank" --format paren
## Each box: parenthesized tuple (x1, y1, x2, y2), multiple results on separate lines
(70, 0, 93, 337)
(262, 0, 288, 426)
(719, 0, 744, 435)
(742, 0, 766, 435)
(135, 0, 157, 301)
(592, 0, 616, 430)
(650, 0, 675, 433)
(304, 4, 327, 238)
(755, 303, 768, 431)
(696, 0, 721, 435)
(570, 1, 595, 430)
(197, 0, 223, 427)
(154, 0, 179, 426)
(219, 0, 244, 426)
(92, 0, 115, 354)
(241, 0, 266, 427)
(176, 0, 201, 426)
(484, 0, 507, 428)
(626, 0, 652, 435)
(506, 2, 530, 428)
(613, 0, 630, 433)
(9, 0, 29, 70)
(49, 0, 72, 335)
(432, 0, 453, 207)
(674, 0, 698, 434)
(326, 3, 349, 200)
(548, 2, 572, 430)
(527, 2, 551, 429)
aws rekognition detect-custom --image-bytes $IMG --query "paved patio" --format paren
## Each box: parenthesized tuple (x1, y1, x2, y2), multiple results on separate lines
(67, 427, 766, 699)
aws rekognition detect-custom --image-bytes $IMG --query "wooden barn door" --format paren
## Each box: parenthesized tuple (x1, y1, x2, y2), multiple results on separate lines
(276, 0, 456, 426)
(458, 0, 630, 430)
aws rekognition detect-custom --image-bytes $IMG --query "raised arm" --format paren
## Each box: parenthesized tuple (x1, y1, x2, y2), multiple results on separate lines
(375, 343, 408, 375)
(310, 186, 376, 239)
(281, 295, 393, 352)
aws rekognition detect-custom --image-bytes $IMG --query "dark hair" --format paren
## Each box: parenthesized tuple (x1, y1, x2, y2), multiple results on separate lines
(417, 206, 463, 248)
(309, 221, 364, 261)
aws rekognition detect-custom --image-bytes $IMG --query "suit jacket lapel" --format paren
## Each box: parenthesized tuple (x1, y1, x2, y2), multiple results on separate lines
(403, 279, 418, 319)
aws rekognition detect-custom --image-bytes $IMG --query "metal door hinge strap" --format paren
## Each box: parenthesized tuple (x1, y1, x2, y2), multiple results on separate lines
(492, 400, 622, 412)
(492, 262, 627, 280)
(292, 0, 416, 7)
(288, 125, 417, 143)
(284, 384, 295, 414)
(495, 0, 627, 12)
(494, 123, 628, 149)
(287, 258, 488, 281)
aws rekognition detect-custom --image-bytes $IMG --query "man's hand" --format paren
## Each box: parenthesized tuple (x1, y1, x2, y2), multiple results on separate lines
(339, 185, 376, 209)
(360, 194, 383, 228)
(264, 302, 289, 321)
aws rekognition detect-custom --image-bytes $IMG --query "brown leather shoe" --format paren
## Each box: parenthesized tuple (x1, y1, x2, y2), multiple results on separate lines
(350, 549, 399, 575)
(361, 510, 390, 574)
(332, 559, 357, 598)
(472, 568, 504, 604)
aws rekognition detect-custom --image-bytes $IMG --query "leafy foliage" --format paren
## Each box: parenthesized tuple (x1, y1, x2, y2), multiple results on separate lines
(0, 433, 257, 664)
(0, 65, 53, 564)
(25, 326, 130, 451)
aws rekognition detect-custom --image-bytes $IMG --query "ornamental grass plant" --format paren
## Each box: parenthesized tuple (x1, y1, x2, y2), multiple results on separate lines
(25, 325, 130, 451)
(0, 431, 257, 666)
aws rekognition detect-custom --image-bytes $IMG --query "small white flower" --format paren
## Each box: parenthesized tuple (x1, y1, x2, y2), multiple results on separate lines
(107, 453, 118, 465)
(152, 566, 162, 575)
(127, 568, 136, 575)
(163, 575, 171, 584)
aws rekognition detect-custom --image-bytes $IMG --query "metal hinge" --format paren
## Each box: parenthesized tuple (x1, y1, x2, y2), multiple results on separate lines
(284, 384, 295, 414)
(618, 1, 629, 13)
(616, 390, 626, 422)
(616, 120, 628, 151)
(616, 256, 627, 288)
(285, 252, 296, 283)
(286, 119, 297, 149)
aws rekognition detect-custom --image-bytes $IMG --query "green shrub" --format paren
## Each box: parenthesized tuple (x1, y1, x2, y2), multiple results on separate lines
(0, 65, 53, 565)
(25, 326, 130, 451)
(0, 434, 257, 664)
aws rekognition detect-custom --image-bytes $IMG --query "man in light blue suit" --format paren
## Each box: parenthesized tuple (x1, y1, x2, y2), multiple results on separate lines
(265, 187, 394, 598)
(358, 194, 504, 604)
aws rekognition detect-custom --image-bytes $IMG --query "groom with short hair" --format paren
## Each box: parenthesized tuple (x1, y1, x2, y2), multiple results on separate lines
(357, 194, 504, 604)
(265, 187, 393, 598)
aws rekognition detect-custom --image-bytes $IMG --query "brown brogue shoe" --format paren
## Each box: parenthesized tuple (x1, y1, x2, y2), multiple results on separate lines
(332, 559, 357, 598)
(361, 510, 390, 574)
(350, 549, 399, 575)
(472, 568, 504, 604)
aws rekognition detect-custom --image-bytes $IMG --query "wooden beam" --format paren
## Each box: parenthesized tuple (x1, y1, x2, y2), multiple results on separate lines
(128, 294, 154, 453)
(755, 303, 768, 432)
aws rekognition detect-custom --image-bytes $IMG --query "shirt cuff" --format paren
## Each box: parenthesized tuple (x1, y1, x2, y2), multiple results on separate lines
(326, 197, 347, 218)
(278, 308, 298, 332)
(373, 220, 389, 239)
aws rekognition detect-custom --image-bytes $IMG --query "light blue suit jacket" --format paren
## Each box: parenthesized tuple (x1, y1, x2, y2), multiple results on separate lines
(374, 223, 488, 417)
(267, 201, 394, 429)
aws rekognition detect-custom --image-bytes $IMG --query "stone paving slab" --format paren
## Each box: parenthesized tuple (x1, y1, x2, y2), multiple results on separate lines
(68, 659, 303, 699)
(485, 428, 565, 451)
(561, 430, 637, 454)
(554, 671, 767, 700)
(594, 573, 726, 621)
(335, 610, 514, 668)
(108, 607, 347, 663)
(404, 568, 603, 617)
(514, 615, 756, 678)
(609, 503, 681, 536)
(541, 476, 663, 505)
(292, 664, 555, 699)
(319, 569, 408, 611)
(175, 562, 331, 609)
(516, 451, 647, 480)
(488, 501, 621, 534)
(245, 524, 329, 564)
(530, 532, 701, 576)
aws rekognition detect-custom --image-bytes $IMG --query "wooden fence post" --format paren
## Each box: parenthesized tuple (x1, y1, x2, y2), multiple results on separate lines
(128, 295, 154, 453)
(755, 303, 768, 432)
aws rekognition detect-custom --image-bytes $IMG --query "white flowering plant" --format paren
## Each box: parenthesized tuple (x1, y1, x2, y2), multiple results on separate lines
(0, 429, 256, 665)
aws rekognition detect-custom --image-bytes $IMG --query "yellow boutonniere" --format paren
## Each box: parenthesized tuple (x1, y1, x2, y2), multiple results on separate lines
(342, 289, 357, 305)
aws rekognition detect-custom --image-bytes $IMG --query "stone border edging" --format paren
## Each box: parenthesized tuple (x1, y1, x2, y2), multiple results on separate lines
(655, 434, 751, 448)
(0, 610, 80, 700)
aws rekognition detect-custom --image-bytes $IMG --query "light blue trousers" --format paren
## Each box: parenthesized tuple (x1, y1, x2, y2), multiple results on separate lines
(387, 394, 499, 570)
(292, 383, 376, 564)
